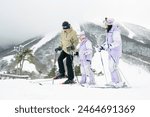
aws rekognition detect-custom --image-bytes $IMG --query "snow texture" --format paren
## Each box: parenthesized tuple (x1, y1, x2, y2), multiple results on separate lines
(0, 51, 150, 100)
(22, 61, 38, 73)
(31, 31, 58, 54)
(1, 55, 14, 64)
(120, 23, 135, 38)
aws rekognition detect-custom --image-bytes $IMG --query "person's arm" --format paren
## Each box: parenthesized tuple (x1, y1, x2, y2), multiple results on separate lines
(72, 31, 79, 48)
(55, 32, 63, 52)
(84, 41, 92, 55)
(110, 31, 121, 49)
(99, 37, 108, 51)
(67, 31, 79, 52)
(60, 33, 63, 48)
(101, 41, 107, 49)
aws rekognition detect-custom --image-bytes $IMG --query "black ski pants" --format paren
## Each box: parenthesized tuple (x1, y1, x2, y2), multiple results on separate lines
(58, 50, 74, 80)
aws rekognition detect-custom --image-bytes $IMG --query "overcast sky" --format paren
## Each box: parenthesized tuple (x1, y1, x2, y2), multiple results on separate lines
(0, 0, 149, 47)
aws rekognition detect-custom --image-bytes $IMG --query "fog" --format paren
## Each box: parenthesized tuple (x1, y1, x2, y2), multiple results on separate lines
(0, 0, 149, 47)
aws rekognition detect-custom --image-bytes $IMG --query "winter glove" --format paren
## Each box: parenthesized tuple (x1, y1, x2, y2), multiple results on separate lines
(74, 52, 79, 56)
(99, 46, 105, 52)
(67, 45, 75, 52)
(55, 46, 62, 52)
(105, 44, 112, 51)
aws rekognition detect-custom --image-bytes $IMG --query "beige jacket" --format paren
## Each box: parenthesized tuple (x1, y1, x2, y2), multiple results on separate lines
(60, 28, 79, 54)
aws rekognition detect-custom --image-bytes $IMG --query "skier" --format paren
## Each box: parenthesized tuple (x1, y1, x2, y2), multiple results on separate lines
(99, 18, 125, 87)
(54, 21, 79, 84)
(78, 31, 95, 85)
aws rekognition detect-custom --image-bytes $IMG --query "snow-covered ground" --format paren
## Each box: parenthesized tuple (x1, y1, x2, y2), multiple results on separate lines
(0, 51, 150, 100)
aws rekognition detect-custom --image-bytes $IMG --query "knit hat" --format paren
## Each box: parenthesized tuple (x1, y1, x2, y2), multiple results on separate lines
(106, 18, 114, 25)
(62, 21, 70, 29)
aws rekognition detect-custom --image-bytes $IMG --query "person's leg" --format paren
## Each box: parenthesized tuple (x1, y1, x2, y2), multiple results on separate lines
(80, 61, 86, 84)
(84, 61, 95, 85)
(108, 53, 120, 84)
(66, 54, 74, 80)
(58, 51, 67, 76)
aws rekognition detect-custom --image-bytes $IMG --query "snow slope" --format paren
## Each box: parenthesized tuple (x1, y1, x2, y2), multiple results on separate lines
(119, 23, 135, 38)
(31, 31, 58, 54)
(1, 55, 14, 64)
(0, 51, 150, 100)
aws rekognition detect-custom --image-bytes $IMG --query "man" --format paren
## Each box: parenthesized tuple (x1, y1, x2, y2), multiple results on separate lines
(99, 18, 125, 88)
(55, 21, 79, 84)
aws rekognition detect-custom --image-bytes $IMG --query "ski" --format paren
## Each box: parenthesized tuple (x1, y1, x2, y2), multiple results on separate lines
(89, 85, 130, 89)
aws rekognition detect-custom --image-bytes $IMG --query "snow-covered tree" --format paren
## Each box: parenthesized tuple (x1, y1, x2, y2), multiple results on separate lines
(15, 48, 34, 75)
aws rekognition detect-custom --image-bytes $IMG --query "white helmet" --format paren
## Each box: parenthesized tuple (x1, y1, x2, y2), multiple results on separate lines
(106, 18, 115, 25)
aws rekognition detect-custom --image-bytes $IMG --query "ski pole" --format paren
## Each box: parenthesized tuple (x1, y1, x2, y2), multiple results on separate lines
(118, 67, 131, 87)
(99, 51, 108, 84)
(109, 54, 123, 82)
(109, 54, 131, 87)
(52, 51, 57, 85)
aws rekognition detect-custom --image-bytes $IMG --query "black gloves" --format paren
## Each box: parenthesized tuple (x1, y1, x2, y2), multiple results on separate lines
(67, 45, 75, 52)
(74, 52, 79, 56)
(55, 46, 62, 52)
(99, 46, 105, 52)
(70, 45, 75, 50)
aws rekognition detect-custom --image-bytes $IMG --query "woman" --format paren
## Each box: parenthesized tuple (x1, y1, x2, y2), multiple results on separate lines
(100, 18, 125, 87)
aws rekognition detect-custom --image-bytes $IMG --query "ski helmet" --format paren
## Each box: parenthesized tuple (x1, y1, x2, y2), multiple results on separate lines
(106, 18, 114, 25)
(62, 21, 70, 29)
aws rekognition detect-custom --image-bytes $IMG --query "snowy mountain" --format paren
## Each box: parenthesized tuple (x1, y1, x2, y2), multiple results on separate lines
(0, 22, 150, 77)
(0, 36, 43, 58)
(119, 23, 150, 71)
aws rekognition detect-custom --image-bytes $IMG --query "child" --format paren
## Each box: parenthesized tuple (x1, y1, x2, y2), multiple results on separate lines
(78, 31, 95, 85)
